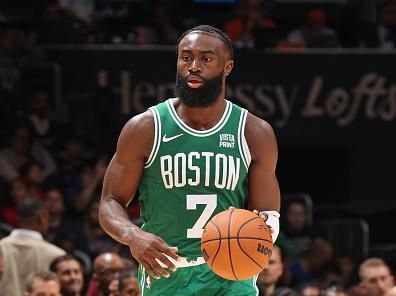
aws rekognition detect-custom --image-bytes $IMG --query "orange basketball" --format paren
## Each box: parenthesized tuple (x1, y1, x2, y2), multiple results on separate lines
(201, 208, 273, 281)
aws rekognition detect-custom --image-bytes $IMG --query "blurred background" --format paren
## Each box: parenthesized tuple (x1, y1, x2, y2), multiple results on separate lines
(0, 0, 396, 295)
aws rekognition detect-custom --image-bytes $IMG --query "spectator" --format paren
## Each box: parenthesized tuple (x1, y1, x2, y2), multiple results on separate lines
(56, 134, 103, 212)
(0, 24, 24, 100)
(272, 288, 298, 296)
(360, 0, 396, 48)
(57, 133, 89, 175)
(322, 284, 347, 296)
(73, 159, 106, 213)
(26, 88, 58, 149)
(286, 8, 340, 48)
(0, 124, 57, 182)
(289, 238, 334, 288)
(0, 177, 29, 227)
(19, 160, 46, 200)
(45, 187, 88, 253)
(130, 3, 179, 45)
(86, 252, 125, 296)
(257, 245, 289, 296)
(151, 4, 179, 45)
(84, 200, 121, 259)
(317, 264, 344, 291)
(24, 271, 60, 296)
(0, 198, 65, 296)
(112, 269, 140, 296)
(51, 233, 93, 278)
(386, 286, 396, 296)
(49, 254, 84, 296)
(358, 257, 395, 296)
(224, 0, 278, 48)
(334, 252, 358, 289)
(297, 282, 321, 296)
(58, 0, 96, 26)
(277, 198, 316, 263)
(37, 0, 89, 44)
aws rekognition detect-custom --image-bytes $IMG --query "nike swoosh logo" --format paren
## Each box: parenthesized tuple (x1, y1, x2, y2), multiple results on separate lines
(162, 133, 183, 142)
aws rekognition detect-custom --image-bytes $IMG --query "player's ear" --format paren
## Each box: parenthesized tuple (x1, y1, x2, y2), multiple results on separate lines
(224, 60, 234, 77)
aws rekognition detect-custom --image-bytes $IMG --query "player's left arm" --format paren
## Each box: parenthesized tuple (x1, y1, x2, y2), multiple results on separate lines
(245, 112, 281, 241)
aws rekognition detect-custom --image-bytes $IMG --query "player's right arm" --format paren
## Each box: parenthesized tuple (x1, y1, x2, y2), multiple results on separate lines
(99, 110, 179, 279)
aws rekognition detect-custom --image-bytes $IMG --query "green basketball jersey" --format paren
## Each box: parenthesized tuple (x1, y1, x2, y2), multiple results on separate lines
(138, 98, 251, 260)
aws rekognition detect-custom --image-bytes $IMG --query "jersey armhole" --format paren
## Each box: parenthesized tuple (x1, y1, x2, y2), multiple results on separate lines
(238, 109, 251, 170)
(144, 107, 161, 168)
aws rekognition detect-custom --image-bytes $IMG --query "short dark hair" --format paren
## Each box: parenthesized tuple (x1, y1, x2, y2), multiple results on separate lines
(25, 271, 59, 293)
(176, 24, 234, 59)
(17, 197, 46, 222)
(297, 282, 320, 294)
(19, 160, 43, 178)
(118, 269, 138, 291)
(50, 254, 81, 273)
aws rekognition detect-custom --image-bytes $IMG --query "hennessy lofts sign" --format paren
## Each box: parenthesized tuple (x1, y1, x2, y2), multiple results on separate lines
(46, 48, 396, 144)
(45, 47, 396, 202)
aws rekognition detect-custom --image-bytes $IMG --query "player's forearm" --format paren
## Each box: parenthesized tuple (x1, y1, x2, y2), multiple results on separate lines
(99, 196, 140, 246)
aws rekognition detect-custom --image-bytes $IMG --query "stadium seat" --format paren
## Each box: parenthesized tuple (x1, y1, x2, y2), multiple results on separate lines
(317, 219, 370, 263)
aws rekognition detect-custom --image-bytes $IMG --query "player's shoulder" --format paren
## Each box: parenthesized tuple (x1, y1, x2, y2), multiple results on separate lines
(243, 111, 277, 160)
(117, 110, 155, 155)
(244, 111, 275, 141)
(121, 109, 155, 139)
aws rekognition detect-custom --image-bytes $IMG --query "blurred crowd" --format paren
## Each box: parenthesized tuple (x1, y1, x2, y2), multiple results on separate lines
(0, 0, 396, 49)
(1, 194, 396, 295)
(1, 0, 396, 295)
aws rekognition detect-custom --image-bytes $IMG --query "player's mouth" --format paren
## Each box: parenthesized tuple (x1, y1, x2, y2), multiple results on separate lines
(187, 75, 204, 88)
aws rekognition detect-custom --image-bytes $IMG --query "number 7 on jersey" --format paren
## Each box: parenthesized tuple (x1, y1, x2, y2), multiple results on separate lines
(186, 194, 217, 238)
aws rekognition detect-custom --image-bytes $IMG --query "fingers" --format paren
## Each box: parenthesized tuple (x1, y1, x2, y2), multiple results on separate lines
(252, 210, 268, 221)
(149, 258, 171, 278)
(139, 244, 180, 279)
(252, 210, 273, 233)
(155, 252, 178, 272)
(162, 246, 180, 262)
(230, 208, 268, 221)
(260, 212, 268, 221)
(140, 259, 161, 280)
(169, 246, 179, 253)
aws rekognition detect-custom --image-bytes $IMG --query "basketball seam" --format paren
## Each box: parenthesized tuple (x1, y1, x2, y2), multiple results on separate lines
(207, 220, 222, 270)
(236, 216, 267, 270)
(236, 239, 265, 270)
(201, 237, 273, 244)
(228, 209, 238, 281)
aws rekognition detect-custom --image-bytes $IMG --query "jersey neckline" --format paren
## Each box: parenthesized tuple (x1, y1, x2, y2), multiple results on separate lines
(166, 98, 232, 137)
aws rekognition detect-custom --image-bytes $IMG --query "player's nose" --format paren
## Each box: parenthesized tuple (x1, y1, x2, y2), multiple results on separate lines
(188, 59, 202, 73)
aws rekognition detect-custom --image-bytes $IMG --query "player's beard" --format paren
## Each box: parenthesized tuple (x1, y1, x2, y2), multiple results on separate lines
(175, 71, 224, 108)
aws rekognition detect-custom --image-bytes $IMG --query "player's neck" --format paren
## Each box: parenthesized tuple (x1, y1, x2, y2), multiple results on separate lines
(175, 97, 227, 131)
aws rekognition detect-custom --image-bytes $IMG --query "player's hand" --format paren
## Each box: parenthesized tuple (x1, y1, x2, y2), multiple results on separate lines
(252, 209, 267, 221)
(229, 207, 274, 234)
(252, 209, 274, 235)
(128, 228, 180, 279)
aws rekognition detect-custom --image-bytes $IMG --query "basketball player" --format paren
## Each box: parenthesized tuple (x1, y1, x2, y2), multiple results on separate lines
(99, 25, 281, 295)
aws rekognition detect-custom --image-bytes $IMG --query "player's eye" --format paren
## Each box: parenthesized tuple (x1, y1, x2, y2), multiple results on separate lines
(203, 57, 212, 63)
(182, 56, 191, 62)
